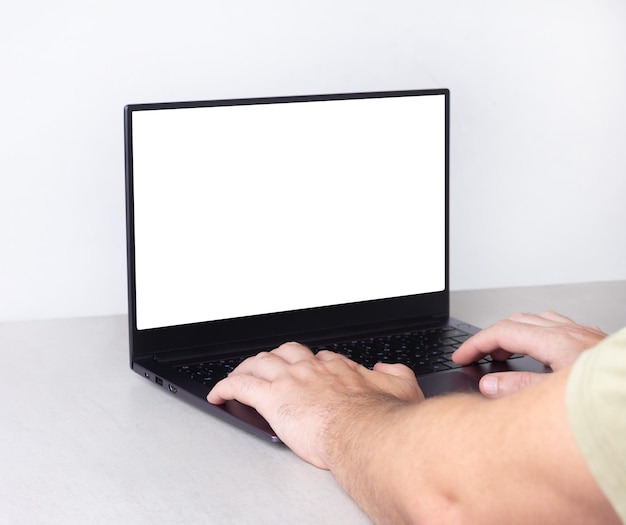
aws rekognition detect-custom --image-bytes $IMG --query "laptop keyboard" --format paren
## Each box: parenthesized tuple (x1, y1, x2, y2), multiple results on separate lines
(310, 326, 477, 375)
(176, 325, 504, 388)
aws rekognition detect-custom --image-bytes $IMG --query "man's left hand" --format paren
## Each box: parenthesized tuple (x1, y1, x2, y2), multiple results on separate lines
(207, 342, 424, 469)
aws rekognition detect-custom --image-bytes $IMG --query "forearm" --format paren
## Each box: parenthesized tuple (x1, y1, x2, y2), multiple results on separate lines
(323, 392, 483, 524)
(207, 343, 618, 523)
(323, 369, 618, 524)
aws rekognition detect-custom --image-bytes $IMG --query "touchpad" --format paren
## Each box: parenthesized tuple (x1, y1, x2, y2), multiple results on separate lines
(418, 356, 549, 398)
(418, 368, 482, 398)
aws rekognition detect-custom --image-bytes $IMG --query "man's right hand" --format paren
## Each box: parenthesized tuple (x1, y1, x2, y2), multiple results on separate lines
(452, 311, 607, 398)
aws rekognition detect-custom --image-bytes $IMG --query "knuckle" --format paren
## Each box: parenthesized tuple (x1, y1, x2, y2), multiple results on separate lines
(517, 372, 533, 388)
(252, 351, 275, 365)
(276, 341, 309, 353)
(494, 318, 516, 332)
(515, 371, 540, 391)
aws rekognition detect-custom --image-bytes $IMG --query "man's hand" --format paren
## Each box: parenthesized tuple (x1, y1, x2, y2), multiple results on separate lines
(207, 342, 424, 469)
(453, 311, 607, 398)
(208, 332, 619, 524)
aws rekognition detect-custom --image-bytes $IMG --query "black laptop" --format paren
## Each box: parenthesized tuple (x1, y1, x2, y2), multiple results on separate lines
(124, 89, 545, 442)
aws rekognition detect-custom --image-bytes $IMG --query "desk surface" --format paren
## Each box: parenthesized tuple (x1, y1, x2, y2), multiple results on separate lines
(2, 281, 625, 524)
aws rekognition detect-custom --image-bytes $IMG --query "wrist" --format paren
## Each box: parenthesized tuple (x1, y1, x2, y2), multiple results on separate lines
(321, 393, 417, 481)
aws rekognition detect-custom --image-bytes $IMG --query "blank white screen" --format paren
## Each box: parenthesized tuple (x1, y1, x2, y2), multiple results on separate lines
(132, 94, 446, 330)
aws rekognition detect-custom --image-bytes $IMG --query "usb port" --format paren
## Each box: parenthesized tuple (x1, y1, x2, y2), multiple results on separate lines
(155, 376, 163, 386)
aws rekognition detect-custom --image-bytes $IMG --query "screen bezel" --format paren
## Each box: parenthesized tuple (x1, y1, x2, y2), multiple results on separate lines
(124, 89, 450, 358)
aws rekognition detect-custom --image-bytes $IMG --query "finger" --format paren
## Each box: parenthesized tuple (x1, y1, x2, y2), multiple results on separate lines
(479, 371, 548, 399)
(372, 362, 424, 401)
(314, 349, 349, 360)
(452, 344, 514, 365)
(451, 319, 516, 364)
(227, 350, 290, 381)
(452, 319, 548, 364)
(372, 362, 417, 382)
(207, 373, 270, 405)
(314, 349, 364, 370)
(539, 311, 607, 337)
(227, 343, 312, 379)
(271, 341, 314, 363)
(537, 310, 577, 324)
(507, 311, 607, 340)
(509, 312, 564, 327)
(457, 310, 588, 366)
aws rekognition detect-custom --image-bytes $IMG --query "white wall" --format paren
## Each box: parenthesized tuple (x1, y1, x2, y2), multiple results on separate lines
(2, 0, 625, 322)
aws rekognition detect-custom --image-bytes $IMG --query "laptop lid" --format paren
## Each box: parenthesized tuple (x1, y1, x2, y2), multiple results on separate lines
(125, 89, 449, 363)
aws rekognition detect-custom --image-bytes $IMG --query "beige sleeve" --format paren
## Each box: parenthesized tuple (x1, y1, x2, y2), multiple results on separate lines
(566, 327, 626, 523)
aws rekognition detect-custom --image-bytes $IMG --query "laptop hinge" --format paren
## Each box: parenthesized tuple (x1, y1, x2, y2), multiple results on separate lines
(153, 314, 449, 364)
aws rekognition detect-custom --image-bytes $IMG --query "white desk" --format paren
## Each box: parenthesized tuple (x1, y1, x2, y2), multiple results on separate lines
(2, 281, 625, 524)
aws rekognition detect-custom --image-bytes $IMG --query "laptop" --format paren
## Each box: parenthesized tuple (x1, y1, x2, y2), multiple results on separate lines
(124, 89, 546, 442)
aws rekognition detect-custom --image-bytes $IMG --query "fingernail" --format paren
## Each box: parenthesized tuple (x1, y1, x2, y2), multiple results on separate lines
(482, 375, 499, 397)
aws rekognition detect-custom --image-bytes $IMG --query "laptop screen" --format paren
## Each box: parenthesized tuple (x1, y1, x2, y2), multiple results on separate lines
(128, 91, 446, 331)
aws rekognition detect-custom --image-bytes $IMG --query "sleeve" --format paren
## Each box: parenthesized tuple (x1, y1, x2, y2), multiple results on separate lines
(566, 327, 626, 523)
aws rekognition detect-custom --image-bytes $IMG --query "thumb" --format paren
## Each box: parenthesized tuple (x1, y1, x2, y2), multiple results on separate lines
(479, 371, 548, 399)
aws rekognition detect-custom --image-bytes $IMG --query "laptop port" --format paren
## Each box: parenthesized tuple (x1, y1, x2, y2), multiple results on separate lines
(155, 376, 163, 386)
(168, 384, 178, 394)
